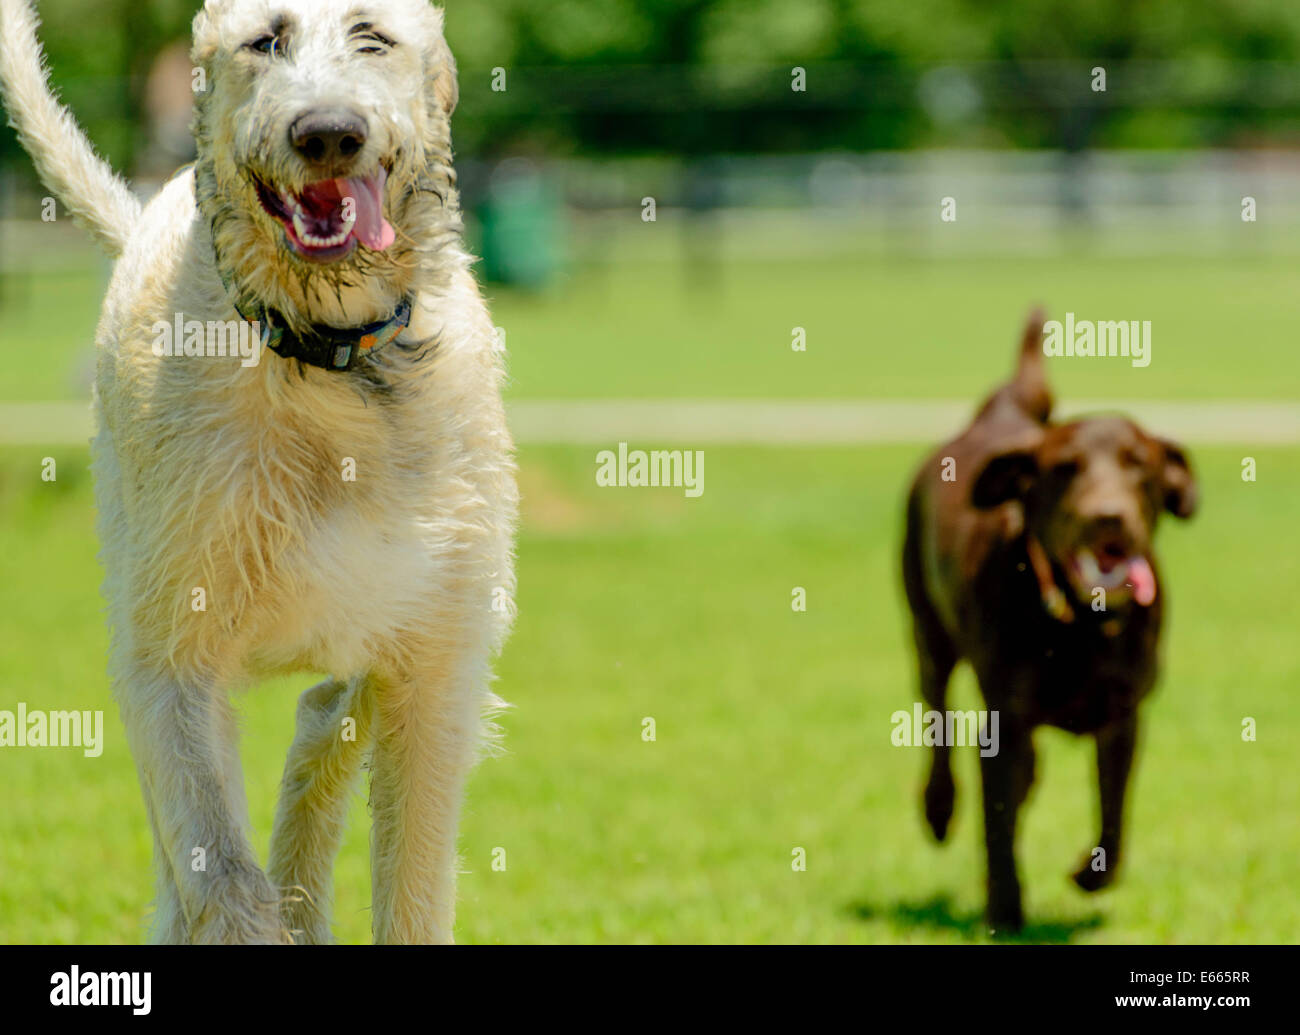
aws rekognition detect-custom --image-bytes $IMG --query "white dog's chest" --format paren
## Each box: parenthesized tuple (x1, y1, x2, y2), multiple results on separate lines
(226, 414, 446, 676)
(100, 372, 450, 679)
(249, 499, 441, 677)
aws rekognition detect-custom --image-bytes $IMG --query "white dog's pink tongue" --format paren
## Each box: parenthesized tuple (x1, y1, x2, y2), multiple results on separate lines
(1127, 557, 1157, 606)
(342, 170, 395, 251)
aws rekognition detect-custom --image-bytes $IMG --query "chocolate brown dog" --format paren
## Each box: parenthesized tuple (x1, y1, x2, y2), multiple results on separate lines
(901, 310, 1197, 932)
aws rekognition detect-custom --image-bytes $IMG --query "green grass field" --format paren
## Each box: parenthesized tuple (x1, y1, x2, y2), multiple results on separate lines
(0, 253, 1297, 943)
(1, 441, 1296, 944)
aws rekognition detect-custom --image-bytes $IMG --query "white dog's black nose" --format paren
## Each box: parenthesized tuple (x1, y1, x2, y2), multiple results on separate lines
(289, 109, 369, 168)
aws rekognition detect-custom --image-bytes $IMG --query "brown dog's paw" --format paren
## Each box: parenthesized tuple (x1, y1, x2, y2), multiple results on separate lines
(923, 779, 955, 842)
(985, 882, 1024, 935)
(1071, 857, 1118, 893)
(986, 905, 1024, 937)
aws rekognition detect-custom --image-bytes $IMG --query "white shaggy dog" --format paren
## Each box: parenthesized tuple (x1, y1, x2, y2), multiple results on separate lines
(0, 0, 516, 944)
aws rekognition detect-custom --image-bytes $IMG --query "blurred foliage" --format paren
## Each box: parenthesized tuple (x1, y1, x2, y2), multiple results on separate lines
(1, 0, 197, 169)
(6, 0, 1300, 175)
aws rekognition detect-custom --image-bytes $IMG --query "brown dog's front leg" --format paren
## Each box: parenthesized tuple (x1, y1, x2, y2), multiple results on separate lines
(1074, 713, 1138, 892)
(979, 719, 1035, 933)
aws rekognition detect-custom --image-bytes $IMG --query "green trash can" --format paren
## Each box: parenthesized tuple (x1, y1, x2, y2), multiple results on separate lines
(476, 158, 562, 289)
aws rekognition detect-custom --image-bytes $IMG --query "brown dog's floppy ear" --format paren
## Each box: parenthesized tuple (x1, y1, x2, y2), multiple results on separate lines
(971, 449, 1039, 509)
(1159, 439, 1198, 518)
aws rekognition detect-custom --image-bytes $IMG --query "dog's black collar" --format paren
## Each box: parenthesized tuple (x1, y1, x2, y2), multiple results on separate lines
(1026, 535, 1074, 623)
(210, 235, 412, 372)
(231, 298, 413, 372)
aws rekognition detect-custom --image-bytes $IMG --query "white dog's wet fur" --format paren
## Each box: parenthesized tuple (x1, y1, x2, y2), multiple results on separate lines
(0, 0, 517, 943)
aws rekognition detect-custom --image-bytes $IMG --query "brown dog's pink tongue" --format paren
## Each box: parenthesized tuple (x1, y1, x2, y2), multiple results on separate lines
(1127, 557, 1157, 606)
(341, 170, 395, 251)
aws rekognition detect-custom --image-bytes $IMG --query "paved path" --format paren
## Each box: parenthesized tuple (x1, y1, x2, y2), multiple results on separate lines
(2, 399, 1297, 447)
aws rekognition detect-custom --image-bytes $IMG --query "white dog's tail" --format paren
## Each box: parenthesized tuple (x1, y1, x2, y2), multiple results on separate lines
(0, 0, 141, 257)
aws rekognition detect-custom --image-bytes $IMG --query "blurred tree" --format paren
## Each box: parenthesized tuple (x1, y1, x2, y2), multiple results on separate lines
(7, 0, 1300, 176)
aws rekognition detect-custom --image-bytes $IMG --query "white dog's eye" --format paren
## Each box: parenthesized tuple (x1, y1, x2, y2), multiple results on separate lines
(351, 24, 395, 55)
(245, 35, 280, 57)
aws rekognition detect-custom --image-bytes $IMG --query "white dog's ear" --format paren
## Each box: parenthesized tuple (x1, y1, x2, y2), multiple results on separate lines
(191, 5, 219, 65)
(426, 7, 459, 116)
(430, 38, 458, 115)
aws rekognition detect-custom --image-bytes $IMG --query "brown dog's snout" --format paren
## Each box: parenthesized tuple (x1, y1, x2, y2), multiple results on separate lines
(1085, 513, 1126, 542)
(289, 109, 368, 168)
(1078, 510, 1143, 562)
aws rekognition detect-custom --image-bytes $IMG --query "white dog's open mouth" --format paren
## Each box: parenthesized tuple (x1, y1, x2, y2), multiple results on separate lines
(254, 168, 395, 262)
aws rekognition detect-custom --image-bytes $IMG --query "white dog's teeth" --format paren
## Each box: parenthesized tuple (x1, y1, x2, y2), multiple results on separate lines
(286, 198, 352, 249)
(291, 213, 351, 249)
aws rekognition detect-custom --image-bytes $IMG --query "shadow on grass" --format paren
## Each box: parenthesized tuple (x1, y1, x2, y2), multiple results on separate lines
(847, 895, 1104, 944)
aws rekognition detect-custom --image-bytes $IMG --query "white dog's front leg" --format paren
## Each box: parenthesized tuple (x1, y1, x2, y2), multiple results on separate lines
(268, 675, 373, 944)
(367, 642, 491, 945)
(117, 664, 290, 944)
(135, 785, 189, 943)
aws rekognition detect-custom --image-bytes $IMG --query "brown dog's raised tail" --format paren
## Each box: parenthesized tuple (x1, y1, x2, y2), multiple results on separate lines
(1010, 306, 1052, 424)
(972, 307, 1053, 426)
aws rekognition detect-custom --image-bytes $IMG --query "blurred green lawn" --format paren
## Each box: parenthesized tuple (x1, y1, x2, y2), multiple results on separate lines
(0, 442, 1296, 944)
(0, 253, 1296, 943)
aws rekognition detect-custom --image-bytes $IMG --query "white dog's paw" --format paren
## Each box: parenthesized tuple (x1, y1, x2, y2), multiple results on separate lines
(190, 864, 294, 945)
